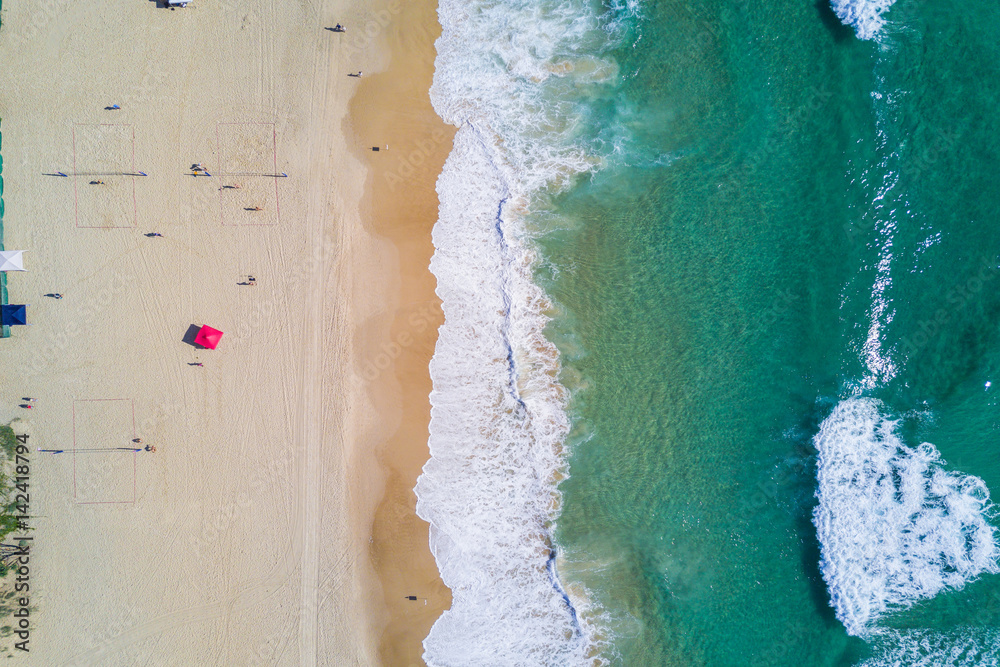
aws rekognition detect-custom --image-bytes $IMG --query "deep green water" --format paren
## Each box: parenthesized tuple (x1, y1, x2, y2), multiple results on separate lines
(541, 1, 1000, 664)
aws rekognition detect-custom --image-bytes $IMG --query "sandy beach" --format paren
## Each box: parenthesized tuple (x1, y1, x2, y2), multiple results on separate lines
(0, 0, 446, 663)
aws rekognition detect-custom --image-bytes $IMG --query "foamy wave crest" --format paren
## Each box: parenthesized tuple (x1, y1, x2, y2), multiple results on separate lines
(860, 628, 1000, 666)
(812, 398, 1000, 636)
(830, 0, 896, 40)
(416, 0, 623, 664)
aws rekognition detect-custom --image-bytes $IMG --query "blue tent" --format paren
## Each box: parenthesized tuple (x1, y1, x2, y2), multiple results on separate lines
(1, 305, 27, 326)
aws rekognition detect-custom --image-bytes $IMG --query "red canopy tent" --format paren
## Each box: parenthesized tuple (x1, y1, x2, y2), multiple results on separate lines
(194, 325, 224, 349)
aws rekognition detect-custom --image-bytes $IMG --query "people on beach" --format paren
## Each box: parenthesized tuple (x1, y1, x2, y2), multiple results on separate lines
(51, 294, 63, 299)
(334, 23, 345, 32)
(249, 206, 263, 211)
(23, 398, 35, 402)
(192, 362, 204, 367)
(133, 438, 143, 444)
(349, 71, 362, 77)
(20, 405, 32, 409)
(147, 232, 164, 237)
(91, 180, 105, 185)
(144, 444, 156, 452)
(108, 104, 121, 110)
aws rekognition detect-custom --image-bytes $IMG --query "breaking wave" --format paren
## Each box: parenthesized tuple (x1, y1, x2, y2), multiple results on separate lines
(812, 397, 1000, 637)
(860, 628, 1000, 667)
(414, 0, 632, 664)
(830, 0, 896, 41)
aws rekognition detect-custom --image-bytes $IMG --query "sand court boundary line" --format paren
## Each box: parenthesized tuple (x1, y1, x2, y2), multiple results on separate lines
(72, 123, 139, 229)
(71, 398, 138, 505)
(215, 122, 281, 227)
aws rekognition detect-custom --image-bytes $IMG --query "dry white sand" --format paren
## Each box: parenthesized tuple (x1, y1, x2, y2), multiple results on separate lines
(0, 0, 412, 663)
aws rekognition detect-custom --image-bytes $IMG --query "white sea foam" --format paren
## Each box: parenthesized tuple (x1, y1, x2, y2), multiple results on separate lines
(415, 0, 624, 664)
(860, 628, 1000, 666)
(812, 398, 1000, 636)
(831, 0, 897, 40)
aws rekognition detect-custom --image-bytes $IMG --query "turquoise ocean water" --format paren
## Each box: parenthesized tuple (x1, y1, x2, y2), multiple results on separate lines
(418, 0, 1000, 664)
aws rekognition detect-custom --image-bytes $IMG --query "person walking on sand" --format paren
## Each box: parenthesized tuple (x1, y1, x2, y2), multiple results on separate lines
(23, 398, 35, 402)
(52, 294, 63, 299)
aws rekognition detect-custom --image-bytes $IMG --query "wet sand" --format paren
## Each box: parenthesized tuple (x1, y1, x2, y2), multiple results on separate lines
(348, 0, 455, 663)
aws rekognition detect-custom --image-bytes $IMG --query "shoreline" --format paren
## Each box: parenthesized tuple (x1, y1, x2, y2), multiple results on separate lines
(346, 0, 455, 662)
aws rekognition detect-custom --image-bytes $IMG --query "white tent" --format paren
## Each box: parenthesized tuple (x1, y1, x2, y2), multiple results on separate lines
(0, 251, 25, 272)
